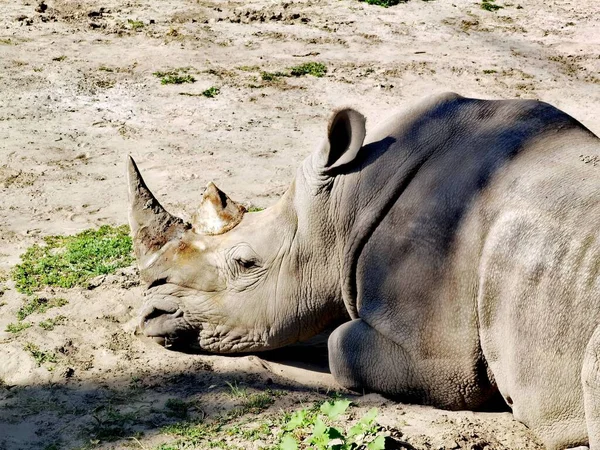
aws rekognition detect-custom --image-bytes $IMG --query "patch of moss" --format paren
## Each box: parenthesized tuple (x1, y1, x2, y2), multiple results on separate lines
(12, 225, 134, 294)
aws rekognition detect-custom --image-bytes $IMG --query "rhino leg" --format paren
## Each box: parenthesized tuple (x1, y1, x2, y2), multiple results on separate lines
(329, 318, 481, 409)
(583, 325, 600, 449)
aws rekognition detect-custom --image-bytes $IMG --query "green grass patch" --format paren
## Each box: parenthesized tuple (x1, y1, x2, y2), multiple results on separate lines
(17, 297, 67, 320)
(247, 206, 264, 213)
(161, 74, 196, 85)
(483, 69, 498, 74)
(227, 392, 275, 420)
(87, 404, 140, 443)
(5, 322, 31, 333)
(289, 62, 327, 78)
(481, 0, 503, 11)
(24, 342, 57, 366)
(52, 55, 67, 62)
(12, 225, 134, 294)
(39, 315, 67, 331)
(154, 68, 196, 85)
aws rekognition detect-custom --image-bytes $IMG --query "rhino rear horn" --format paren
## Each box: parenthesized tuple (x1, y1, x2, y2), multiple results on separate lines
(127, 156, 188, 266)
(192, 182, 246, 235)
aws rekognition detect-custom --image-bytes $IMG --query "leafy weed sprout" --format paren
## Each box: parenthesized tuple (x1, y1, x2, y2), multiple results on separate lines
(279, 399, 387, 450)
(202, 86, 220, 97)
(12, 225, 134, 294)
(24, 342, 58, 366)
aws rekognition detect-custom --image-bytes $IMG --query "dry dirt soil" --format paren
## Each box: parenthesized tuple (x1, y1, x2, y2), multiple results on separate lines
(0, 0, 599, 448)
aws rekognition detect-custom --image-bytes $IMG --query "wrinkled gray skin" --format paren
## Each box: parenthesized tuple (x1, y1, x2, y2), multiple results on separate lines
(128, 93, 600, 450)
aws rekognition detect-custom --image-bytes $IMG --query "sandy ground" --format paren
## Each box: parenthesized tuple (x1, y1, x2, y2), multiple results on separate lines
(0, 0, 598, 448)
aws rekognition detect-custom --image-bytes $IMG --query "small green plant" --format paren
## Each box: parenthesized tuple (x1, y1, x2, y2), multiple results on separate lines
(12, 225, 134, 294)
(24, 342, 57, 366)
(481, 0, 503, 11)
(17, 297, 67, 321)
(127, 19, 145, 30)
(247, 206, 264, 212)
(165, 398, 190, 419)
(260, 71, 287, 81)
(202, 86, 220, 97)
(279, 400, 387, 450)
(289, 62, 327, 78)
(359, 0, 402, 6)
(39, 315, 67, 331)
(226, 381, 247, 398)
(6, 322, 31, 333)
(483, 69, 497, 74)
(52, 55, 67, 62)
(98, 65, 114, 72)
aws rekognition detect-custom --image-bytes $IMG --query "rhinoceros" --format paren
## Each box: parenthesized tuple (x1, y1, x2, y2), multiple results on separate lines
(127, 93, 600, 449)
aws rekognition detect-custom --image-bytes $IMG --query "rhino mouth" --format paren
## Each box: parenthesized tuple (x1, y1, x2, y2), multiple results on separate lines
(138, 300, 196, 348)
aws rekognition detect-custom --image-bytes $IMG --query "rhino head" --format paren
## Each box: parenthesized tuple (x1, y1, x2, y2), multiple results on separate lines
(128, 108, 366, 353)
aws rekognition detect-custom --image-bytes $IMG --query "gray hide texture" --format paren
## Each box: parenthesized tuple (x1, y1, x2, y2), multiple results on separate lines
(129, 93, 600, 450)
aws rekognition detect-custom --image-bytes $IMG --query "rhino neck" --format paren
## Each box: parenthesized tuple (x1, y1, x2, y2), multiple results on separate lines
(273, 179, 350, 343)
(324, 95, 468, 317)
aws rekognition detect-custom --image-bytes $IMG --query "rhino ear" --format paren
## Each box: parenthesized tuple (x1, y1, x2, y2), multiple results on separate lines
(192, 182, 247, 235)
(320, 108, 366, 172)
(127, 156, 188, 268)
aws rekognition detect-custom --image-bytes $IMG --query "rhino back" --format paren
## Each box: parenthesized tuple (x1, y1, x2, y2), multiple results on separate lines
(346, 95, 599, 416)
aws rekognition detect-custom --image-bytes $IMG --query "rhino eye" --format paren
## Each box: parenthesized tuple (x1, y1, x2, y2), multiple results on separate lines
(236, 258, 257, 269)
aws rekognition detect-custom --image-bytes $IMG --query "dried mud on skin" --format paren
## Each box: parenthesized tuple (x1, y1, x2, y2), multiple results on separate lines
(0, 0, 598, 448)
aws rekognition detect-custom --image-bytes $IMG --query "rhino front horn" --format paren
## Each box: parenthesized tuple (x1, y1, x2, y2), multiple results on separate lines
(127, 156, 188, 266)
(192, 182, 246, 235)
